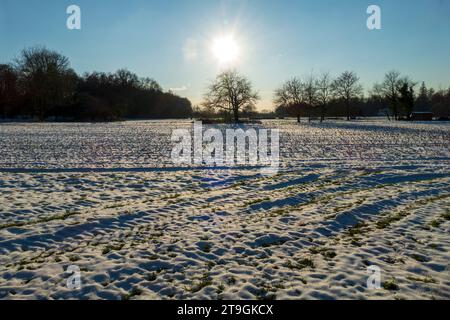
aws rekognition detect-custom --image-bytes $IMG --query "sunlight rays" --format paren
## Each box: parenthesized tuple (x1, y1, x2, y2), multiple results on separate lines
(211, 34, 240, 67)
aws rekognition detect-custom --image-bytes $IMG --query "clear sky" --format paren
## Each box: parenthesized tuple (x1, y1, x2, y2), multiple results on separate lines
(1, 0, 450, 110)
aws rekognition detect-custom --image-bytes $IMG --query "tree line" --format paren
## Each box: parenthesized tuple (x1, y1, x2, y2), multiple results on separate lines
(200, 70, 450, 123)
(2, 47, 449, 123)
(274, 70, 450, 122)
(0, 46, 193, 121)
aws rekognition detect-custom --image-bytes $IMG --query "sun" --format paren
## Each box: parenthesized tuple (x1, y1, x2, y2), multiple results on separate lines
(211, 35, 240, 66)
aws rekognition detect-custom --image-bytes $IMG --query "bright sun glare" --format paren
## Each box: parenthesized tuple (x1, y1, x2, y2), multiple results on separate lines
(212, 35, 239, 66)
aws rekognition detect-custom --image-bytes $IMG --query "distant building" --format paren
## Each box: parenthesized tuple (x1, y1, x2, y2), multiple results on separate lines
(411, 112, 433, 121)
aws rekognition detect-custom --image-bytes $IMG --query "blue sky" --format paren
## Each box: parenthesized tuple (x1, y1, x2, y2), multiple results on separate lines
(1, 0, 450, 109)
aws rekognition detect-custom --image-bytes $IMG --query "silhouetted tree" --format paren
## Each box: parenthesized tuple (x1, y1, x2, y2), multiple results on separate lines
(140, 77, 162, 92)
(303, 75, 318, 122)
(113, 69, 139, 88)
(429, 88, 450, 118)
(374, 70, 403, 120)
(3, 46, 450, 122)
(398, 80, 415, 120)
(274, 78, 305, 122)
(0, 64, 19, 118)
(203, 70, 259, 123)
(366, 89, 389, 119)
(416, 82, 431, 111)
(332, 71, 363, 120)
(0, 47, 193, 121)
(316, 73, 334, 122)
(78, 70, 192, 120)
(15, 46, 78, 120)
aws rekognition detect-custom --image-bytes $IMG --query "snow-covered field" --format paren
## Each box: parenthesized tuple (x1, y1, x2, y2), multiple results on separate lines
(0, 119, 449, 300)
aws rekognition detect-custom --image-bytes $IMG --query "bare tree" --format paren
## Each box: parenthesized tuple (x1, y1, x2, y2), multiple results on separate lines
(139, 77, 162, 92)
(113, 69, 140, 88)
(274, 77, 305, 122)
(303, 75, 318, 122)
(15, 46, 77, 120)
(0, 64, 19, 118)
(332, 71, 363, 120)
(368, 87, 390, 120)
(203, 70, 259, 123)
(374, 70, 401, 120)
(315, 72, 334, 122)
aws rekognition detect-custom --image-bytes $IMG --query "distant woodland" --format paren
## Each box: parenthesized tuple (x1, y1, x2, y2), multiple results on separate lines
(0, 47, 193, 121)
(1, 47, 449, 122)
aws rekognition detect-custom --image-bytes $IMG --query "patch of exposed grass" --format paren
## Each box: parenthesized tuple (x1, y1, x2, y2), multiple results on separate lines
(216, 283, 225, 294)
(243, 197, 270, 207)
(377, 194, 450, 229)
(429, 220, 441, 228)
(309, 247, 337, 259)
(68, 255, 80, 262)
(383, 278, 399, 291)
(376, 213, 407, 229)
(121, 287, 143, 300)
(267, 208, 287, 217)
(406, 275, 436, 284)
(285, 258, 315, 270)
(104, 203, 124, 209)
(226, 276, 236, 286)
(102, 243, 125, 255)
(189, 272, 213, 293)
(230, 181, 245, 188)
(346, 222, 369, 236)
(162, 193, 181, 201)
(146, 272, 157, 281)
(0, 210, 80, 230)
(332, 203, 354, 213)
(298, 258, 315, 269)
(254, 280, 281, 300)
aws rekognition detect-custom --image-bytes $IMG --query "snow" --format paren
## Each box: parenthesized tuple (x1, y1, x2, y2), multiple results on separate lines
(0, 119, 449, 299)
